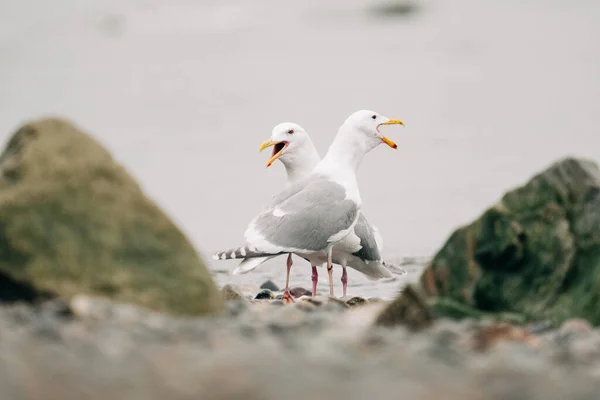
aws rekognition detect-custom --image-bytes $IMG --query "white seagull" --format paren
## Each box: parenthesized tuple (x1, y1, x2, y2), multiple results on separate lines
(213, 110, 404, 302)
(252, 121, 406, 299)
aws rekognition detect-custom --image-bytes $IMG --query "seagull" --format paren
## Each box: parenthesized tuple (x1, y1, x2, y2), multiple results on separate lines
(255, 122, 405, 298)
(213, 110, 404, 302)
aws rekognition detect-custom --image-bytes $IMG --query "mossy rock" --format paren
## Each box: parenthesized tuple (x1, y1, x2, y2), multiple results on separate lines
(0, 117, 223, 316)
(427, 297, 527, 325)
(421, 157, 600, 326)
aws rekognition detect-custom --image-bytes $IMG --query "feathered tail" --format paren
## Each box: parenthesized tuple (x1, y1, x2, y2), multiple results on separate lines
(212, 246, 286, 275)
(212, 245, 285, 261)
(346, 256, 394, 281)
(232, 256, 277, 275)
(382, 261, 407, 276)
(344, 258, 406, 280)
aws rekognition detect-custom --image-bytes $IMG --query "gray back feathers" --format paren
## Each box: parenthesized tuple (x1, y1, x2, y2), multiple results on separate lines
(250, 176, 359, 252)
(351, 213, 382, 262)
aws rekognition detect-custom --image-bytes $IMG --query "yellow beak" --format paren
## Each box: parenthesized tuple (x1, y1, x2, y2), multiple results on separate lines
(381, 119, 405, 127)
(379, 119, 405, 149)
(259, 138, 287, 168)
(259, 139, 277, 153)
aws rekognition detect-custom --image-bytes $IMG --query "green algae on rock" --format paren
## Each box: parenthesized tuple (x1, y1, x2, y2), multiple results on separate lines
(421, 157, 600, 326)
(427, 297, 527, 325)
(0, 118, 223, 316)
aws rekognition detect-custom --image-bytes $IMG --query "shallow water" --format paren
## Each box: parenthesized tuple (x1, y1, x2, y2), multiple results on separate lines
(1, 0, 599, 298)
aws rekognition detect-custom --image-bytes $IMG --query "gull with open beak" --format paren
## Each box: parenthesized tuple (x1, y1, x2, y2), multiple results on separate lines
(255, 121, 406, 299)
(213, 110, 405, 300)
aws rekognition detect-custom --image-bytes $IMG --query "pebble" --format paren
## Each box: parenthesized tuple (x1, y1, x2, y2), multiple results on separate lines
(254, 289, 275, 300)
(342, 296, 369, 308)
(221, 284, 246, 302)
(260, 280, 280, 292)
(289, 287, 311, 298)
(296, 295, 323, 306)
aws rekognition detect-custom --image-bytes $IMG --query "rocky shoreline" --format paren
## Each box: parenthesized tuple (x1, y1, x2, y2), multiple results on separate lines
(1, 290, 600, 400)
(0, 118, 600, 399)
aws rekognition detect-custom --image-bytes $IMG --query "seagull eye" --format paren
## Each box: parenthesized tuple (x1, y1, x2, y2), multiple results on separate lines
(371, 115, 377, 120)
(287, 129, 294, 134)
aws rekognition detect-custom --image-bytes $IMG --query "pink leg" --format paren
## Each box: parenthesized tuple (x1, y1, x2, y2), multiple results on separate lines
(341, 266, 348, 297)
(282, 253, 295, 303)
(327, 248, 334, 297)
(311, 266, 318, 297)
(327, 265, 334, 296)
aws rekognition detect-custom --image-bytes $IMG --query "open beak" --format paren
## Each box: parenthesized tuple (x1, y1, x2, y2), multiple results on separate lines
(378, 119, 405, 149)
(259, 139, 289, 167)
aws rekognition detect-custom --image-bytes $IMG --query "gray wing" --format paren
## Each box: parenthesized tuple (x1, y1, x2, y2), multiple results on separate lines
(245, 176, 359, 253)
(351, 213, 382, 262)
(268, 175, 312, 207)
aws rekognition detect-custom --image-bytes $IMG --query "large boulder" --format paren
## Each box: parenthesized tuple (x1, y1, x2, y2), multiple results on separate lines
(0, 118, 223, 316)
(421, 157, 600, 326)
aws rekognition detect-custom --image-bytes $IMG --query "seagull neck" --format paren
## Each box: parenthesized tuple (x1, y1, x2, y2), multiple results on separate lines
(280, 142, 321, 185)
(318, 130, 368, 175)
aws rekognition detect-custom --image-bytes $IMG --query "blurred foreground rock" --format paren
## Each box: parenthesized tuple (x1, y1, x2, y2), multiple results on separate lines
(421, 157, 600, 326)
(0, 118, 223, 316)
(0, 295, 600, 400)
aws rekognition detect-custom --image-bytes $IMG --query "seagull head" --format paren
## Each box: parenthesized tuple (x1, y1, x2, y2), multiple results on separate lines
(341, 110, 405, 151)
(259, 122, 312, 168)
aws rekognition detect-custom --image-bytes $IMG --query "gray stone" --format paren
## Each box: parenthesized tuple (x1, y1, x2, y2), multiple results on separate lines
(254, 289, 275, 300)
(421, 158, 600, 326)
(342, 296, 369, 308)
(0, 118, 223, 316)
(221, 284, 246, 302)
(289, 287, 311, 298)
(260, 280, 280, 292)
